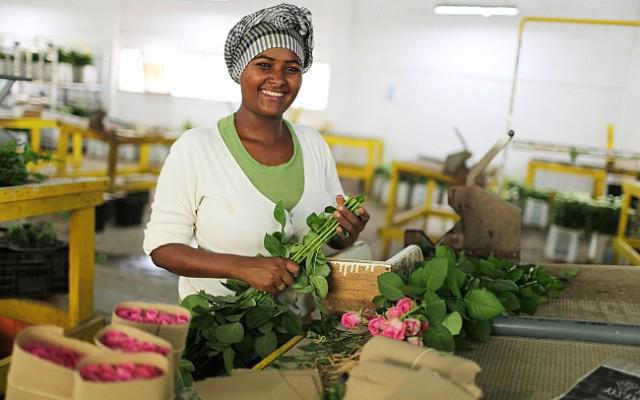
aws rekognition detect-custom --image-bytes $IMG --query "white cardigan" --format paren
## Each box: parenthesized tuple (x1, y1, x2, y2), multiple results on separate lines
(143, 124, 343, 300)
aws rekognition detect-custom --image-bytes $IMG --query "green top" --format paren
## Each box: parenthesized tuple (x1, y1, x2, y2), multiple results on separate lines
(217, 114, 304, 211)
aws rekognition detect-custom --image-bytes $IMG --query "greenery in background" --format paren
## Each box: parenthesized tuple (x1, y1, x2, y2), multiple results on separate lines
(57, 48, 93, 66)
(178, 196, 366, 385)
(57, 48, 71, 64)
(68, 50, 93, 67)
(57, 104, 93, 117)
(371, 246, 575, 352)
(4, 221, 59, 249)
(505, 180, 550, 205)
(589, 196, 621, 235)
(552, 192, 592, 230)
(374, 164, 390, 180)
(0, 140, 49, 187)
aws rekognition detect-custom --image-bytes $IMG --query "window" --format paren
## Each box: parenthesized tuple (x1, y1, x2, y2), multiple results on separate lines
(117, 48, 330, 110)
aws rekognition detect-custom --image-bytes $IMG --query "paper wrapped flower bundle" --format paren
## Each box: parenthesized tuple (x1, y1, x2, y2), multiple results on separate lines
(98, 329, 171, 356)
(79, 362, 164, 382)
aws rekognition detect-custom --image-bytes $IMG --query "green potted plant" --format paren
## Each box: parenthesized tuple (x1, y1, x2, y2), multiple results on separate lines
(68, 50, 93, 83)
(544, 192, 591, 262)
(57, 48, 73, 83)
(0, 221, 69, 298)
(587, 196, 620, 263)
(521, 184, 551, 229)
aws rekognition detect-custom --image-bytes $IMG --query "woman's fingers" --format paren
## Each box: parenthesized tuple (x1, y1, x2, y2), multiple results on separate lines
(333, 201, 370, 236)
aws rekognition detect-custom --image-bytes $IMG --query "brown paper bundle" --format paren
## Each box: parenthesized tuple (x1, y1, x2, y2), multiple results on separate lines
(194, 369, 323, 400)
(359, 336, 481, 387)
(72, 351, 172, 400)
(111, 301, 190, 364)
(345, 360, 477, 400)
(6, 325, 100, 400)
(94, 324, 176, 384)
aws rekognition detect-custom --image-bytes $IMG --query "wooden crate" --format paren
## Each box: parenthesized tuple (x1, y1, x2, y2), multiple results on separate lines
(325, 245, 423, 311)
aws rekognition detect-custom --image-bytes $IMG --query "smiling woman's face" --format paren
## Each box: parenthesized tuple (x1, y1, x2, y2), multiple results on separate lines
(239, 47, 303, 119)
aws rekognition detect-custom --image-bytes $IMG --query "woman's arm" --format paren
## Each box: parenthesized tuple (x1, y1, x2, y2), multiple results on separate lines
(151, 243, 299, 295)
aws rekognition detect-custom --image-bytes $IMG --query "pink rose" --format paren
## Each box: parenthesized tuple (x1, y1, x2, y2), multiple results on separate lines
(406, 336, 424, 347)
(340, 311, 363, 329)
(404, 318, 421, 336)
(362, 308, 376, 320)
(368, 316, 386, 336)
(115, 307, 189, 325)
(79, 363, 163, 382)
(22, 341, 84, 369)
(420, 320, 430, 336)
(385, 307, 402, 319)
(382, 319, 406, 340)
(396, 297, 414, 315)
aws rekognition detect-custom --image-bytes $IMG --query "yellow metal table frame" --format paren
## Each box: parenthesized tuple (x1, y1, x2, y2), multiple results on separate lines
(379, 161, 460, 259)
(57, 123, 176, 192)
(323, 134, 384, 195)
(0, 177, 107, 327)
(614, 180, 640, 266)
(525, 160, 607, 198)
(0, 118, 59, 153)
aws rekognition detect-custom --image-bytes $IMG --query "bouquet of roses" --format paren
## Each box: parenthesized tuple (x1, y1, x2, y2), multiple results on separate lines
(341, 297, 430, 347)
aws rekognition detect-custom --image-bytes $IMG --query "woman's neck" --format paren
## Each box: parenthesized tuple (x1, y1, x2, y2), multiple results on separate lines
(234, 107, 287, 144)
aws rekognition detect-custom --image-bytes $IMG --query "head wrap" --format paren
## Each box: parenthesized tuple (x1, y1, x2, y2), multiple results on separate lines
(224, 3, 314, 84)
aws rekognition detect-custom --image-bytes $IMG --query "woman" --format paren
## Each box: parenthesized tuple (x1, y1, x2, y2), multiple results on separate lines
(143, 3, 369, 303)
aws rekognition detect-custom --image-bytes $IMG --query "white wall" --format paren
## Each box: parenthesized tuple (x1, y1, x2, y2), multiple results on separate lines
(332, 0, 640, 183)
(1, 0, 639, 183)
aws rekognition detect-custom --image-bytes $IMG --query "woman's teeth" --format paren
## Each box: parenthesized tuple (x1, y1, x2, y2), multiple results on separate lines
(261, 90, 284, 97)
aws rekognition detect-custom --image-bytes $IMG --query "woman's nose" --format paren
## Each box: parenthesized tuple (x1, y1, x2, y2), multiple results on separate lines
(268, 69, 285, 84)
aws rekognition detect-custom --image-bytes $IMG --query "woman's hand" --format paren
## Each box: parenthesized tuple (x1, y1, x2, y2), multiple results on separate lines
(330, 194, 370, 249)
(234, 256, 300, 295)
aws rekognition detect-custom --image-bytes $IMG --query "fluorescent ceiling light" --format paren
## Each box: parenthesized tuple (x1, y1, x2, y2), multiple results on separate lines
(434, 5, 519, 17)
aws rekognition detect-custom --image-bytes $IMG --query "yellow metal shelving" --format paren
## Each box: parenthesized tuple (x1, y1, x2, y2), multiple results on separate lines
(614, 180, 640, 266)
(323, 134, 384, 195)
(379, 160, 460, 259)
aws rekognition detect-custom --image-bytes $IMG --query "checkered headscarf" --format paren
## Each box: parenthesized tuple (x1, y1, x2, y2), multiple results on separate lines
(224, 3, 314, 84)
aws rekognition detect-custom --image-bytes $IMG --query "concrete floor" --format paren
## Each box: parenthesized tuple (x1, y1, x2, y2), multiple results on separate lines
(36, 179, 597, 315)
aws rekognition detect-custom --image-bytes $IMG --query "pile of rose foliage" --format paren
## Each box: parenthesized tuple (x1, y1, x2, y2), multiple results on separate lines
(340, 246, 576, 352)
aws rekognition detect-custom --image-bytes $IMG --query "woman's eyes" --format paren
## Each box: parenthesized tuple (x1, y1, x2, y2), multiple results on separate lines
(255, 63, 300, 73)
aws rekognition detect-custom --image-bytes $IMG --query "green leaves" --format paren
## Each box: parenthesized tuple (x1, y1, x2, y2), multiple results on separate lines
(273, 201, 286, 232)
(280, 311, 304, 335)
(465, 319, 491, 342)
(264, 233, 287, 257)
(425, 300, 447, 325)
(410, 257, 448, 291)
(310, 276, 329, 298)
(216, 322, 245, 344)
(0, 140, 50, 187)
(377, 272, 405, 301)
(559, 267, 579, 279)
(180, 294, 210, 316)
(255, 330, 278, 358)
(442, 312, 462, 336)
(423, 325, 455, 353)
(464, 288, 506, 320)
(222, 347, 235, 374)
